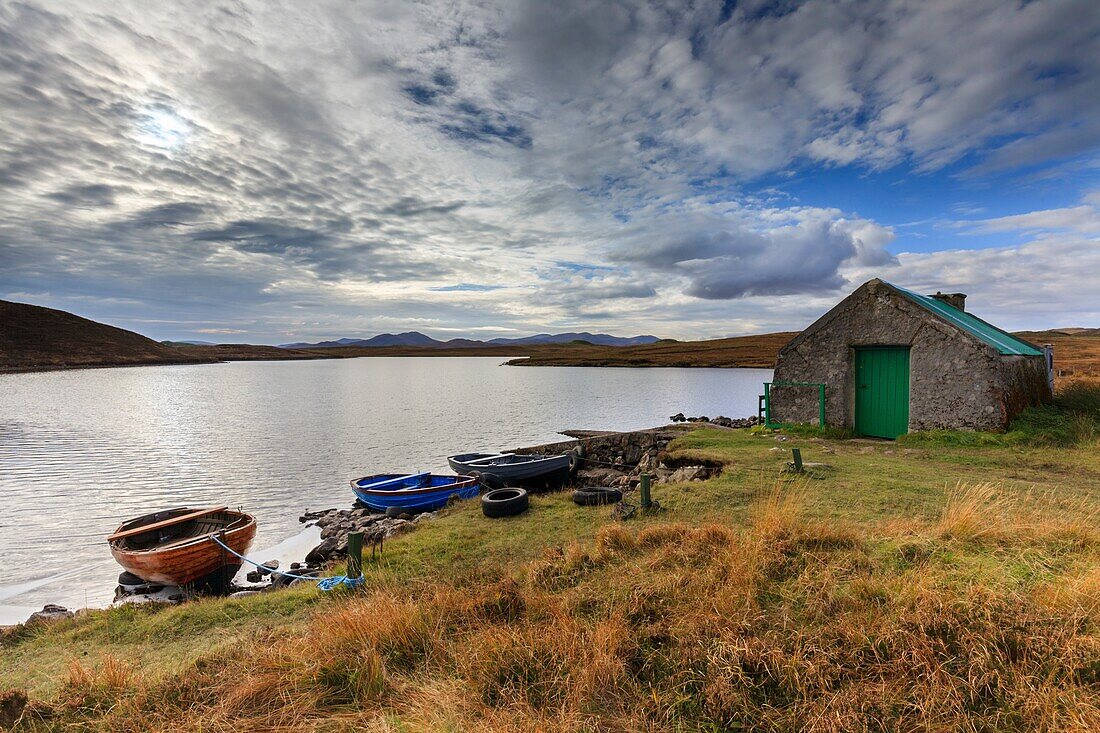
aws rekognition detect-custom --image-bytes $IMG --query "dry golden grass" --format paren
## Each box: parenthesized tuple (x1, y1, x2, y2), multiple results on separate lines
(12, 484, 1100, 732)
(939, 481, 1100, 545)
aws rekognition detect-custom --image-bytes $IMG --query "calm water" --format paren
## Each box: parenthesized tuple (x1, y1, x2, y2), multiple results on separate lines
(0, 357, 771, 619)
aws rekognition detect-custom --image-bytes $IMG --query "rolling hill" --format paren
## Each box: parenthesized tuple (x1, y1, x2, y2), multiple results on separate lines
(4, 298, 1097, 380)
(0, 300, 327, 372)
(0, 300, 218, 371)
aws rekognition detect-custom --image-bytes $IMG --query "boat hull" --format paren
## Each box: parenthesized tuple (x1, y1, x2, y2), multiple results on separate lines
(447, 452, 573, 486)
(109, 508, 257, 586)
(351, 473, 479, 512)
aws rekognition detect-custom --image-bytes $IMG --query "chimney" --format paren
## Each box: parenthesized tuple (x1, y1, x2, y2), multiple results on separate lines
(931, 291, 966, 312)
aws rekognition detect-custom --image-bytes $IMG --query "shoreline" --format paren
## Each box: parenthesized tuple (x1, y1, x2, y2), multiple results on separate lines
(1, 420, 744, 627)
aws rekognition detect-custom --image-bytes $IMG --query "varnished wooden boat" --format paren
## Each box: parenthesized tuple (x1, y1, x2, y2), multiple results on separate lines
(107, 506, 256, 586)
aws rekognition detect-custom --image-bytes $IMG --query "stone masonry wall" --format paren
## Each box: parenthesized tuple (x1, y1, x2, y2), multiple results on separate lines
(771, 280, 1048, 433)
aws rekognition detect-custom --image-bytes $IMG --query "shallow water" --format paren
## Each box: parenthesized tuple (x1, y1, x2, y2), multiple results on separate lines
(0, 357, 771, 618)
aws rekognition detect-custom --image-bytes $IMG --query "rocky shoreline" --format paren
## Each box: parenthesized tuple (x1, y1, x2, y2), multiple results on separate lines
(16, 417, 754, 622)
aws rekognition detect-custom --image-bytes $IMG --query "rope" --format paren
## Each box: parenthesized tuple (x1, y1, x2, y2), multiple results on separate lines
(210, 535, 364, 591)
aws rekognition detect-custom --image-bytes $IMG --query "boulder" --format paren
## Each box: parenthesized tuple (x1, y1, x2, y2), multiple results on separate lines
(26, 604, 73, 625)
(576, 467, 627, 487)
(666, 465, 711, 483)
(272, 567, 319, 590)
(305, 537, 338, 564)
(228, 590, 262, 599)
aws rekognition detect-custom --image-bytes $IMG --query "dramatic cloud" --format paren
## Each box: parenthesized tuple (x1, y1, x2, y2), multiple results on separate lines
(1, 0, 1097, 341)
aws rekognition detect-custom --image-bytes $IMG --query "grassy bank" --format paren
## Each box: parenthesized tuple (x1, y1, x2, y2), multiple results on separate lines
(5, 392, 1100, 731)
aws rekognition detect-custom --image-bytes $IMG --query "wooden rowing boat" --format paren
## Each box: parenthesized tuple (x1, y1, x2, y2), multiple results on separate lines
(107, 506, 257, 586)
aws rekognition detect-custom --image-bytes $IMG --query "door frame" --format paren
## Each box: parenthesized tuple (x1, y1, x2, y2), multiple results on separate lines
(852, 345, 912, 439)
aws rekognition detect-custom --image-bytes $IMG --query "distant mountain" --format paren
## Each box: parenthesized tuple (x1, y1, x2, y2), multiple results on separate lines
(278, 331, 661, 349)
(278, 337, 379, 348)
(486, 332, 661, 347)
(279, 332, 447, 349)
(162, 340, 215, 346)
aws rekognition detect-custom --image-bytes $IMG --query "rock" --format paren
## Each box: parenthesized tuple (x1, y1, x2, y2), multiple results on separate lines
(26, 604, 73, 625)
(115, 572, 165, 598)
(576, 467, 627, 487)
(272, 567, 319, 589)
(306, 537, 339, 564)
(290, 562, 302, 570)
(228, 590, 262, 599)
(667, 465, 711, 483)
(669, 412, 686, 422)
(257, 560, 279, 576)
(0, 689, 28, 729)
(245, 570, 264, 583)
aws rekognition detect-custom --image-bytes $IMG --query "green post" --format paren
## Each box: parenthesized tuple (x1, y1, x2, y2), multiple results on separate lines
(818, 384, 826, 428)
(347, 531, 363, 579)
(763, 382, 772, 427)
(791, 448, 803, 473)
(640, 473, 651, 508)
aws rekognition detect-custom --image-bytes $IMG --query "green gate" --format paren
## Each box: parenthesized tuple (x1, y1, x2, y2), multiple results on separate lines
(854, 347, 910, 439)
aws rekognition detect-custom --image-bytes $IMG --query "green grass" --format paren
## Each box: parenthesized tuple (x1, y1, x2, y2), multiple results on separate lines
(6, 418, 1100, 730)
(902, 380, 1100, 448)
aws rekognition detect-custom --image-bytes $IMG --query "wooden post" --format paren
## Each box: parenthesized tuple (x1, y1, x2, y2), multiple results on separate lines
(640, 473, 652, 508)
(347, 531, 363, 578)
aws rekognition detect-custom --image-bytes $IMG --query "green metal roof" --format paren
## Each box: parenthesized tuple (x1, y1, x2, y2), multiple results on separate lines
(890, 284, 1044, 357)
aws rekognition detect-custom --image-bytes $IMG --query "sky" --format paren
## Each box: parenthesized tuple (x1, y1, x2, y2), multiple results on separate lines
(1, 0, 1099, 344)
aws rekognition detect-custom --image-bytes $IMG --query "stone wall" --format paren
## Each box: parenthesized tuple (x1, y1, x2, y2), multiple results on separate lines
(514, 426, 688, 467)
(515, 425, 720, 488)
(772, 279, 1050, 432)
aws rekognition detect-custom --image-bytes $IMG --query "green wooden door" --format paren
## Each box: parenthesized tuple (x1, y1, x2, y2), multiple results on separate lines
(855, 347, 910, 439)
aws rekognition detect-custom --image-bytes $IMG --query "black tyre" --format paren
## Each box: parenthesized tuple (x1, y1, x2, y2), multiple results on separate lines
(482, 487, 529, 518)
(568, 447, 583, 474)
(572, 487, 623, 506)
(475, 471, 505, 490)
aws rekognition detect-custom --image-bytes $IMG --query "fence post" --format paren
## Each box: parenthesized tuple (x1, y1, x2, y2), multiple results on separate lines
(640, 473, 652, 508)
(791, 448, 804, 473)
(818, 384, 826, 427)
(347, 531, 363, 578)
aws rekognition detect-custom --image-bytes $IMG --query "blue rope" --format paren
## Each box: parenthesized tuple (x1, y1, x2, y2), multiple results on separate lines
(211, 535, 364, 591)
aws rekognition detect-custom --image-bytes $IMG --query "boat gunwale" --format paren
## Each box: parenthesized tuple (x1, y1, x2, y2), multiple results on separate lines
(351, 474, 478, 498)
(348, 471, 431, 491)
(450, 452, 569, 467)
(109, 511, 256, 555)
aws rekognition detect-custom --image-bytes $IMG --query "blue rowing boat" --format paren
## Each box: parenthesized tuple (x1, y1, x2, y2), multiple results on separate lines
(350, 472, 480, 512)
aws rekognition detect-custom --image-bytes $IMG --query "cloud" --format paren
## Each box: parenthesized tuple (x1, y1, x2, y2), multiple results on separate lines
(0, 0, 1096, 342)
(44, 183, 123, 207)
(967, 205, 1100, 234)
(606, 208, 896, 299)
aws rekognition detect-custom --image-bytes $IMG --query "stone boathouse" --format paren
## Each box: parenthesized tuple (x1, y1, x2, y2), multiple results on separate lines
(769, 279, 1052, 438)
